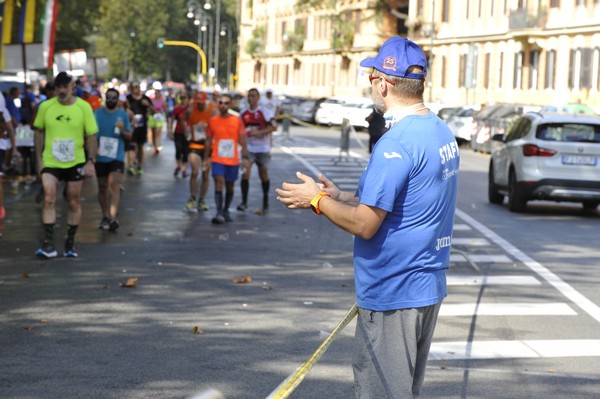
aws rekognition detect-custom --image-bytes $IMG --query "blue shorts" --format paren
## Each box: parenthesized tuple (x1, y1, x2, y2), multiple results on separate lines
(211, 162, 239, 182)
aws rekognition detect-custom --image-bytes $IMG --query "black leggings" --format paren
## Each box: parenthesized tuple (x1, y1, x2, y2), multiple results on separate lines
(173, 134, 189, 163)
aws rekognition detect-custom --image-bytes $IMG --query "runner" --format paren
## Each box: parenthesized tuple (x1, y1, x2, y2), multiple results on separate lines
(184, 91, 217, 212)
(94, 88, 132, 231)
(170, 92, 191, 178)
(126, 81, 155, 176)
(203, 94, 248, 224)
(148, 82, 166, 155)
(238, 88, 276, 215)
(0, 93, 16, 222)
(33, 72, 98, 258)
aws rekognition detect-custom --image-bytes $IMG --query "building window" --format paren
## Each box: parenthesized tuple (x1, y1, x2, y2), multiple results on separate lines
(478, 0, 483, 18)
(484, 53, 491, 88)
(576, 0, 585, 6)
(441, 56, 446, 87)
(597, 48, 600, 90)
(513, 51, 523, 89)
(568, 49, 576, 89)
(466, 0, 470, 19)
(545, 50, 556, 89)
(529, 50, 539, 89)
(417, 0, 423, 17)
(442, 0, 449, 22)
(354, 11, 361, 33)
(550, 0, 560, 7)
(580, 48, 593, 89)
(498, 52, 504, 88)
(491, 0, 494, 16)
(459, 54, 467, 87)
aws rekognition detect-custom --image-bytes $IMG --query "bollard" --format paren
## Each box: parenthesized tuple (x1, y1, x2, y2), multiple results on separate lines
(336, 118, 351, 163)
(282, 115, 291, 138)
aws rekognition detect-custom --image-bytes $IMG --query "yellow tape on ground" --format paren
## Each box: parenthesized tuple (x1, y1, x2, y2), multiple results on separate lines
(265, 303, 359, 399)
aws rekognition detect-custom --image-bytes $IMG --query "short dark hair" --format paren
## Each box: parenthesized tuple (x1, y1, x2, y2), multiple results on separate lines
(105, 88, 119, 97)
(55, 71, 73, 87)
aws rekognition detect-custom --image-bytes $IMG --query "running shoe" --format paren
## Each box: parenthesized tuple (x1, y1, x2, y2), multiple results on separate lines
(253, 208, 268, 216)
(197, 201, 209, 211)
(211, 214, 226, 224)
(98, 216, 110, 230)
(127, 167, 136, 176)
(36, 240, 58, 259)
(236, 203, 247, 211)
(0, 206, 5, 220)
(173, 167, 180, 177)
(108, 219, 120, 232)
(181, 170, 188, 178)
(136, 168, 144, 176)
(185, 198, 198, 213)
(222, 210, 233, 222)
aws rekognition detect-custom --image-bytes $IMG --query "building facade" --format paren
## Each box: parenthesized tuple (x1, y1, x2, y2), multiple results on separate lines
(238, 0, 600, 111)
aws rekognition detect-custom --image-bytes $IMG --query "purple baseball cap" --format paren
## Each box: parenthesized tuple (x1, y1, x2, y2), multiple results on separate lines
(360, 37, 427, 80)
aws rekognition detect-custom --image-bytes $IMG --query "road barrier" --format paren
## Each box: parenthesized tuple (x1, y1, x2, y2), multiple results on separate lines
(265, 303, 359, 399)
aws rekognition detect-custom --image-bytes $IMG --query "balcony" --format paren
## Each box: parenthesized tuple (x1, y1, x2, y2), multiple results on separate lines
(509, 8, 547, 30)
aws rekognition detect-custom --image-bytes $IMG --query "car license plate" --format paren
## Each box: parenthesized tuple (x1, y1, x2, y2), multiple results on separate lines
(562, 155, 597, 166)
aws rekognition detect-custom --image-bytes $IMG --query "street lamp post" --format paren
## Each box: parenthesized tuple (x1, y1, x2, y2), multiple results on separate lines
(187, 0, 213, 87)
(213, 0, 221, 85)
(220, 24, 231, 89)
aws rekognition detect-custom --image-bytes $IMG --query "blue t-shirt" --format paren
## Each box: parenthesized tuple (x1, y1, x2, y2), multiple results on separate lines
(94, 108, 131, 163)
(354, 112, 460, 311)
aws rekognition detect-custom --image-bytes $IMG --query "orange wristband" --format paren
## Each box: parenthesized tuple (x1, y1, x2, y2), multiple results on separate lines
(310, 192, 330, 215)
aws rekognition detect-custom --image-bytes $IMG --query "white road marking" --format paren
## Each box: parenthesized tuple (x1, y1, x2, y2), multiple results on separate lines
(453, 224, 472, 231)
(439, 302, 576, 316)
(450, 254, 511, 263)
(447, 275, 541, 286)
(456, 209, 600, 323)
(452, 238, 490, 246)
(429, 339, 600, 360)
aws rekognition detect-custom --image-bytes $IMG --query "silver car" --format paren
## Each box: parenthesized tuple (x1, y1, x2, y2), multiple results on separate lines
(488, 112, 600, 212)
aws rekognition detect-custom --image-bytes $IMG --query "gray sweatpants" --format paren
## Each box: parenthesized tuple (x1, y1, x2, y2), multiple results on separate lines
(353, 302, 442, 399)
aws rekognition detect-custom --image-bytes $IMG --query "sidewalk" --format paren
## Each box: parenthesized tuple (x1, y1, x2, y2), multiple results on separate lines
(0, 132, 358, 399)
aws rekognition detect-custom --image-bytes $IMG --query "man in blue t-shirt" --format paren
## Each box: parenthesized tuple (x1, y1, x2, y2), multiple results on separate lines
(276, 37, 459, 398)
(94, 88, 132, 232)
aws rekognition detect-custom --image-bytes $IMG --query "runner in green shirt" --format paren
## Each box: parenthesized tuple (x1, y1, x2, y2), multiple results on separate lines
(33, 72, 98, 258)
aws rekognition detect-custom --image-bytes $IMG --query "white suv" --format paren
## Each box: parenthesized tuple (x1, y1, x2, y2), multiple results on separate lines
(488, 112, 600, 212)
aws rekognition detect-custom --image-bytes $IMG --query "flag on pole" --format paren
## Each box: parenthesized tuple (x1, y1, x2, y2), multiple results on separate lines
(18, 0, 37, 43)
(42, 0, 58, 69)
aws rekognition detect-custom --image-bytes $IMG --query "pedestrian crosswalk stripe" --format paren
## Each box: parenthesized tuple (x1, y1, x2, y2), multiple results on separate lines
(450, 254, 511, 263)
(451, 238, 490, 246)
(447, 275, 541, 286)
(439, 302, 576, 316)
(429, 339, 600, 360)
(453, 224, 472, 231)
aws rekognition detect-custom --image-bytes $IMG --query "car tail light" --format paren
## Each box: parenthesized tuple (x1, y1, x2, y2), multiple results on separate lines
(522, 144, 557, 157)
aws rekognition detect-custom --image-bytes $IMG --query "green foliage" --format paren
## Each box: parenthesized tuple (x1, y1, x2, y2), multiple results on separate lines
(331, 13, 354, 51)
(51, 0, 239, 83)
(245, 25, 265, 58)
(284, 22, 304, 52)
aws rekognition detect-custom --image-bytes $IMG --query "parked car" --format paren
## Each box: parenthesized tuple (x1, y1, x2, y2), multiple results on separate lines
(315, 96, 370, 126)
(488, 112, 600, 212)
(471, 104, 539, 153)
(291, 97, 326, 124)
(539, 103, 597, 115)
(446, 106, 478, 145)
(341, 99, 374, 130)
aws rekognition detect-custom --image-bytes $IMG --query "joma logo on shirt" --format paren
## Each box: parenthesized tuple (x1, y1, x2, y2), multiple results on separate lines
(56, 115, 71, 122)
(435, 235, 452, 251)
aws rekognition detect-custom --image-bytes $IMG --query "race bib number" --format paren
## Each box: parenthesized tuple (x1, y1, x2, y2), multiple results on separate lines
(16, 124, 34, 146)
(98, 136, 119, 159)
(52, 139, 75, 162)
(193, 123, 207, 140)
(217, 139, 235, 158)
(153, 113, 164, 123)
(134, 114, 144, 127)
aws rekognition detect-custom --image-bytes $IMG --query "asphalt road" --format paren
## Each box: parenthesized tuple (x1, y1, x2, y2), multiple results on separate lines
(1, 125, 599, 399)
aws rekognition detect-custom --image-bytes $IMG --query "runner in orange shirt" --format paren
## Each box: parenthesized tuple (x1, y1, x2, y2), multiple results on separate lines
(184, 91, 218, 213)
(203, 94, 248, 224)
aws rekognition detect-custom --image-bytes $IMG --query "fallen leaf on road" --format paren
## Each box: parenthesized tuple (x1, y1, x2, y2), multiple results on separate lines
(232, 275, 252, 284)
(20, 273, 30, 279)
(120, 277, 138, 288)
(192, 326, 204, 334)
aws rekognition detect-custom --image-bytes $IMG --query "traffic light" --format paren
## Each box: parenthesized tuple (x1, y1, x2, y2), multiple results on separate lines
(157, 38, 165, 49)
